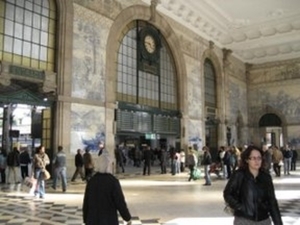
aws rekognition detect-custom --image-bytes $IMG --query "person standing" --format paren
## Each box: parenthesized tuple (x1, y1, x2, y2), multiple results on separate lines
(142, 145, 152, 176)
(291, 147, 298, 171)
(0, 149, 7, 184)
(115, 145, 125, 173)
(71, 149, 84, 182)
(224, 145, 283, 225)
(186, 148, 196, 181)
(282, 144, 293, 175)
(272, 146, 283, 177)
(52, 146, 67, 192)
(160, 148, 168, 174)
(19, 148, 31, 180)
(180, 149, 186, 172)
(83, 149, 132, 225)
(83, 148, 94, 182)
(6, 147, 20, 184)
(32, 146, 50, 199)
(202, 146, 212, 186)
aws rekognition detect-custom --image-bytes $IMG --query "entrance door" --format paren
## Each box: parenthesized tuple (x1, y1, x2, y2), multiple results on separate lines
(259, 113, 282, 147)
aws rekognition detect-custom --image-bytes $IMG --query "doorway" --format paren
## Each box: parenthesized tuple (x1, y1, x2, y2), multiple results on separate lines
(259, 113, 283, 147)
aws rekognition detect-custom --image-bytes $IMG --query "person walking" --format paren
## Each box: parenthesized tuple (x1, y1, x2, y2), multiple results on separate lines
(19, 148, 31, 180)
(83, 149, 132, 225)
(52, 146, 67, 192)
(83, 148, 94, 182)
(291, 147, 298, 171)
(224, 145, 283, 225)
(71, 149, 84, 182)
(32, 145, 50, 199)
(6, 147, 20, 184)
(202, 146, 212, 186)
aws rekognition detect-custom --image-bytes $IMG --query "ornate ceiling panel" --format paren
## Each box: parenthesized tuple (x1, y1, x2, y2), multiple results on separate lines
(142, 0, 300, 64)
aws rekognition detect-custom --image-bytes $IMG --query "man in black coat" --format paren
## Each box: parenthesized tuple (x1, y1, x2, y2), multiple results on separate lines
(83, 149, 132, 225)
(71, 149, 84, 182)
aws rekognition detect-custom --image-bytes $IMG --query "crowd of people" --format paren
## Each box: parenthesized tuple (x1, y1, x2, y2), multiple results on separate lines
(0, 142, 298, 225)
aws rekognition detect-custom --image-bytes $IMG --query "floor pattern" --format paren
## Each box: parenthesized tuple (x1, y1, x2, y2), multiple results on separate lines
(0, 194, 161, 225)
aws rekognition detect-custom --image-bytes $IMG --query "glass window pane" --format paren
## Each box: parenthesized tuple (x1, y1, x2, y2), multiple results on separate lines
(41, 16, 48, 31)
(4, 36, 13, 52)
(41, 31, 48, 45)
(34, 4, 41, 13)
(15, 7, 24, 23)
(35, 0, 42, 6)
(40, 46, 47, 60)
(32, 28, 40, 43)
(43, 0, 49, 8)
(13, 38, 22, 54)
(23, 41, 30, 57)
(24, 26, 32, 41)
(31, 43, 39, 59)
(25, 2, 33, 10)
(42, 7, 49, 17)
(33, 14, 41, 29)
(4, 20, 13, 36)
(14, 23, 23, 39)
(5, 3, 14, 20)
(24, 10, 32, 26)
(16, 0, 24, 7)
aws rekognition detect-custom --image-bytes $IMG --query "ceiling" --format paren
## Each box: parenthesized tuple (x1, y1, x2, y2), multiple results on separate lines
(142, 0, 300, 64)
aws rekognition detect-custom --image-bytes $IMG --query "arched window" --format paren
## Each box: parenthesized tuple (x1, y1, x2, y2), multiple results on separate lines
(204, 58, 218, 156)
(116, 21, 178, 110)
(0, 0, 56, 71)
(204, 58, 217, 109)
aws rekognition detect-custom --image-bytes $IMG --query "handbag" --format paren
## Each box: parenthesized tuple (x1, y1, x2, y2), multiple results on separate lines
(42, 169, 51, 180)
(23, 176, 37, 194)
(192, 167, 201, 180)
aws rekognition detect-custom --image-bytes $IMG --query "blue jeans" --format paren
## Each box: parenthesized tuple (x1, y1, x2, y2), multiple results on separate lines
(52, 167, 67, 191)
(34, 168, 45, 198)
(204, 165, 211, 185)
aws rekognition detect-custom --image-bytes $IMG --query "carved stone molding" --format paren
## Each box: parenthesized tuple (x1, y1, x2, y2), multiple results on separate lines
(149, 0, 160, 22)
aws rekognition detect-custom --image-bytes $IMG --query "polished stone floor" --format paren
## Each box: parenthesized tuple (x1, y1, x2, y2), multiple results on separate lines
(1, 164, 300, 225)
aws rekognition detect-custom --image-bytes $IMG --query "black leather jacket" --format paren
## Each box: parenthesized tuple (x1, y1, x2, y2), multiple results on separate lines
(223, 169, 283, 225)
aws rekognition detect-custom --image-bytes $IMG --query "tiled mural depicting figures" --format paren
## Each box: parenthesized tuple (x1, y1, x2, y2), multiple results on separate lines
(72, 4, 112, 101)
(186, 55, 202, 119)
(187, 119, 203, 151)
(228, 78, 247, 123)
(70, 103, 106, 154)
(249, 84, 300, 147)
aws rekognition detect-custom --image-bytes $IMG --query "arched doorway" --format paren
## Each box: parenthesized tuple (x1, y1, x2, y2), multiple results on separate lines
(259, 113, 283, 147)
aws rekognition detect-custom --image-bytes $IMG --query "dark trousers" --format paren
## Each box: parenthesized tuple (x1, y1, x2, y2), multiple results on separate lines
(180, 162, 185, 172)
(71, 166, 84, 181)
(273, 163, 281, 176)
(188, 165, 194, 181)
(0, 168, 5, 183)
(161, 162, 166, 174)
(291, 161, 296, 171)
(20, 165, 29, 179)
(85, 168, 94, 181)
(143, 162, 151, 175)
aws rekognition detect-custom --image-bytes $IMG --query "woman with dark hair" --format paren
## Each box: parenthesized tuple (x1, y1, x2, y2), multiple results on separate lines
(223, 145, 282, 225)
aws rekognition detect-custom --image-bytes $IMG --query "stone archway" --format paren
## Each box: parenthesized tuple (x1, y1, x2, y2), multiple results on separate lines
(259, 113, 283, 147)
(105, 5, 188, 150)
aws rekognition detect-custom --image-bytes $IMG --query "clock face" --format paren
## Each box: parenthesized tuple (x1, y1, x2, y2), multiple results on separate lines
(144, 35, 156, 54)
